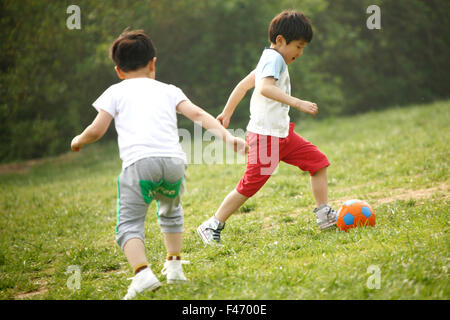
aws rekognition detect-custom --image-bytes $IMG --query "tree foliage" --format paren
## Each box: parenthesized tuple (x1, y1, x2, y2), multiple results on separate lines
(1, 0, 448, 162)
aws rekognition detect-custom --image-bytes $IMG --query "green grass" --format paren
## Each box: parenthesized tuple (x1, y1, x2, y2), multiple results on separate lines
(0, 100, 449, 300)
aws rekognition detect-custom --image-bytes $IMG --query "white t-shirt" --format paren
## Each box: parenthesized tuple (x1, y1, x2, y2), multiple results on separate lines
(247, 48, 291, 138)
(92, 78, 188, 169)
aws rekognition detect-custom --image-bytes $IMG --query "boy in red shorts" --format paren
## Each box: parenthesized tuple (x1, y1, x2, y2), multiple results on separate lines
(197, 10, 337, 245)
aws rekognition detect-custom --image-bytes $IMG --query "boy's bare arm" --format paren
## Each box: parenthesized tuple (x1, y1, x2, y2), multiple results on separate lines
(258, 77, 318, 116)
(217, 71, 255, 128)
(71, 110, 113, 152)
(176, 100, 248, 154)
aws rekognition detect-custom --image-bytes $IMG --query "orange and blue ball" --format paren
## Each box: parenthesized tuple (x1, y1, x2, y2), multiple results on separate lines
(337, 199, 376, 231)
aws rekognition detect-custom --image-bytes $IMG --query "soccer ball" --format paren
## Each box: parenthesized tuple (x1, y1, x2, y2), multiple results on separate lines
(336, 199, 375, 231)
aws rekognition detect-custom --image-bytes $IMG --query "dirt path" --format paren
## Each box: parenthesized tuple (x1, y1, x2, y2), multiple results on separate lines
(0, 153, 77, 175)
(331, 181, 449, 207)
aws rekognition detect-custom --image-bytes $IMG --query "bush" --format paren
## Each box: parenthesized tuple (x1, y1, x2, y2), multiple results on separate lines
(1, 0, 448, 162)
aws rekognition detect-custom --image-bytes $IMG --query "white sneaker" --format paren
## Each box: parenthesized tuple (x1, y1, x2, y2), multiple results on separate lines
(197, 216, 225, 245)
(161, 259, 190, 283)
(123, 267, 161, 300)
(314, 204, 338, 230)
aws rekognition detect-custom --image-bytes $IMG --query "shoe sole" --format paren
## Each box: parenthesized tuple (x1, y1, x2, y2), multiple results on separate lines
(123, 280, 161, 300)
(167, 279, 187, 284)
(147, 281, 162, 291)
(319, 221, 337, 230)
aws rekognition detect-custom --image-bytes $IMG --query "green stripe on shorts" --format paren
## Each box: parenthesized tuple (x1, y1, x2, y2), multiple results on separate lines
(116, 174, 121, 237)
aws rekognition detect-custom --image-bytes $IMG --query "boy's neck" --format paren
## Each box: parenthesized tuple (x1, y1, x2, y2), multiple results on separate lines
(122, 71, 155, 80)
(269, 43, 279, 52)
(116, 59, 157, 80)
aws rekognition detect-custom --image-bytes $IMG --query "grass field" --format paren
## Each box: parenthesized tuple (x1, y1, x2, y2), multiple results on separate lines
(0, 100, 448, 300)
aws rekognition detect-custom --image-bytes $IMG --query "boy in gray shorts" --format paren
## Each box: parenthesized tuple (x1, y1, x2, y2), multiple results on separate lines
(71, 29, 247, 299)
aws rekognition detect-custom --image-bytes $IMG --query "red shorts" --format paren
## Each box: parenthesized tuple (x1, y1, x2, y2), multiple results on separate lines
(236, 123, 330, 197)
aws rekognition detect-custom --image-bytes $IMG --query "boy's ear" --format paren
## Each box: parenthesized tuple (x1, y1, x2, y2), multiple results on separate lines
(149, 57, 157, 72)
(114, 66, 126, 79)
(275, 34, 286, 46)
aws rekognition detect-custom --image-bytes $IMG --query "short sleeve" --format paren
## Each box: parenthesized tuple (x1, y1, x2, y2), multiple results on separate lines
(258, 50, 286, 80)
(92, 86, 117, 117)
(168, 85, 189, 112)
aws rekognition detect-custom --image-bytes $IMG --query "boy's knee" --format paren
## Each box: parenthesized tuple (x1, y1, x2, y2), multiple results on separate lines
(157, 202, 184, 233)
(116, 231, 145, 251)
(159, 224, 184, 233)
(312, 166, 326, 175)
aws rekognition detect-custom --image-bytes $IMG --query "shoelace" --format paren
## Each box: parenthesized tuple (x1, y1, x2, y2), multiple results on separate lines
(161, 260, 190, 275)
(208, 222, 225, 242)
(211, 228, 222, 242)
(326, 207, 338, 220)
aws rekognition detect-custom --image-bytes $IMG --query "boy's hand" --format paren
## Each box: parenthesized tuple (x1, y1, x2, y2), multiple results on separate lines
(71, 135, 83, 152)
(228, 136, 249, 155)
(295, 99, 318, 116)
(70, 110, 112, 152)
(216, 112, 231, 128)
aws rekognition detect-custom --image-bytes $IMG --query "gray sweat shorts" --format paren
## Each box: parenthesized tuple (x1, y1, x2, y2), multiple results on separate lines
(115, 157, 186, 250)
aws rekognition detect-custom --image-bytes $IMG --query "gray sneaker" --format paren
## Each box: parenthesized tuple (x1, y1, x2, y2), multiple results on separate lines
(314, 204, 337, 230)
(197, 216, 225, 245)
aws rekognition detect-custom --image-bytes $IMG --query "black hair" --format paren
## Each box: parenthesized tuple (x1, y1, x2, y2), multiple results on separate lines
(269, 10, 313, 44)
(110, 29, 156, 72)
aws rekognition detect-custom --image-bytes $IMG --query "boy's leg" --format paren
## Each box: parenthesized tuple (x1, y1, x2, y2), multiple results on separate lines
(197, 168, 271, 245)
(197, 190, 248, 245)
(158, 197, 187, 282)
(123, 238, 149, 274)
(215, 189, 249, 223)
(122, 237, 161, 300)
(163, 232, 183, 254)
(310, 167, 328, 207)
(280, 123, 336, 229)
(161, 231, 189, 283)
(198, 132, 278, 245)
(160, 230, 188, 283)
(116, 166, 152, 274)
(119, 225, 163, 298)
(117, 158, 167, 299)
(310, 167, 337, 229)
(156, 157, 188, 282)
